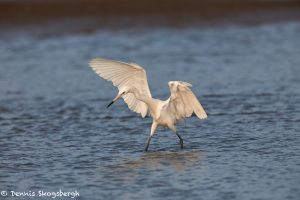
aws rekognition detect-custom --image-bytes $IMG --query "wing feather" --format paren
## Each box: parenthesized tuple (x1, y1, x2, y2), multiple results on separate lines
(168, 81, 207, 121)
(89, 58, 152, 117)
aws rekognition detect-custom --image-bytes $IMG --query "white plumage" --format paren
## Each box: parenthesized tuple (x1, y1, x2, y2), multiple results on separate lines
(89, 58, 207, 151)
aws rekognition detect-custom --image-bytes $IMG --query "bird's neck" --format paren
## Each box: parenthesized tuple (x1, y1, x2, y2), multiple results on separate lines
(132, 90, 151, 104)
(132, 90, 161, 119)
(132, 89, 156, 109)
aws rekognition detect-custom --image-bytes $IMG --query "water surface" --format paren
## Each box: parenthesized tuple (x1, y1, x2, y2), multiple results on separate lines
(0, 22, 300, 200)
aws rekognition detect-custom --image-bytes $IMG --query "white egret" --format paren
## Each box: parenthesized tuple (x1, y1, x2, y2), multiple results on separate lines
(89, 58, 207, 151)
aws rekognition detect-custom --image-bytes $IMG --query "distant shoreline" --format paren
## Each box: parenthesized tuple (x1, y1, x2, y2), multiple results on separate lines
(1, 0, 300, 23)
(0, 0, 299, 37)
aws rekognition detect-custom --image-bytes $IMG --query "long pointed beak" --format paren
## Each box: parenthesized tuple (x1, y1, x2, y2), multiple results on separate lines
(107, 93, 123, 108)
(106, 101, 114, 108)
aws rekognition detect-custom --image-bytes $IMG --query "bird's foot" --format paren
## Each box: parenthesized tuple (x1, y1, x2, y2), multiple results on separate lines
(144, 146, 149, 152)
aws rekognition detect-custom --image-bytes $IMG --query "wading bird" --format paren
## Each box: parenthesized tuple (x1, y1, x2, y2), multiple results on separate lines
(89, 58, 207, 151)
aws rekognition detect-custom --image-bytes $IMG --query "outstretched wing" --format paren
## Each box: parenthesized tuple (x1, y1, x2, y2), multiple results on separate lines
(89, 58, 152, 118)
(168, 81, 207, 121)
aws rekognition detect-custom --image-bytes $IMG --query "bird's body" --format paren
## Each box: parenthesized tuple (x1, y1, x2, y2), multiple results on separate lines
(89, 58, 207, 151)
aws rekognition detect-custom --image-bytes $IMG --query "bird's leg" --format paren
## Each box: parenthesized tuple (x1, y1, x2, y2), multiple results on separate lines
(144, 136, 152, 152)
(170, 125, 183, 149)
(144, 121, 158, 152)
(175, 132, 184, 149)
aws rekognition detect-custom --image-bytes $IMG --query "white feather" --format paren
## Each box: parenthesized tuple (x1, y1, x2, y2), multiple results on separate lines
(168, 81, 207, 120)
(89, 58, 152, 117)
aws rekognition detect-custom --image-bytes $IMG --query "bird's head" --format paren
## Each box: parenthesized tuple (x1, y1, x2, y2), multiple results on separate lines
(106, 86, 130, 108)
(168, 81, 177, 87)
(168, 81, 178, 92)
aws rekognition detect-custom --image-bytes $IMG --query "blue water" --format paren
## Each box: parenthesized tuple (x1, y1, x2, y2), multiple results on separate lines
(0, 22, 300, 200)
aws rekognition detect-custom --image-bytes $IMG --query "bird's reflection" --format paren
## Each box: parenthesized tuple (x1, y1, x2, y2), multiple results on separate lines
(124, 150, 202, 171)
(108, 150, 204, 182)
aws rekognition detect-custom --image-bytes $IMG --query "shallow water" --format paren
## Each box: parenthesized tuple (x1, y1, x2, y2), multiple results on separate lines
(0, 22, 300, 200)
